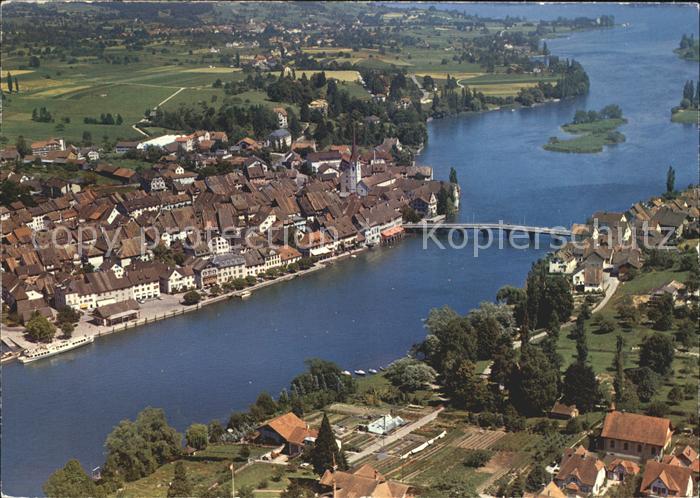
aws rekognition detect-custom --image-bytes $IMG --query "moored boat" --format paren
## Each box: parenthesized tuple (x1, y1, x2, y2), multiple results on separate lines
(341, 370, 352, 376)
(19, 335, 95, 364)
(1, 351, 21, 364)
(368, 368, 378, 374)
(354, 369, 366, 376)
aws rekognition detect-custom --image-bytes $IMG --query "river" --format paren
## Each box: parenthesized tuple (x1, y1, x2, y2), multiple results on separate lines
(2, 4, 698, 496)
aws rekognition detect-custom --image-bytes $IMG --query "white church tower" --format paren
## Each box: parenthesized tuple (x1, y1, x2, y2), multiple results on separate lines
(341, 131, 362, 195)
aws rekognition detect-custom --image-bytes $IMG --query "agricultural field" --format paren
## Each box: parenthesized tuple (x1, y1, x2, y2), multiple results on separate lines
(1, 46, 250, 144)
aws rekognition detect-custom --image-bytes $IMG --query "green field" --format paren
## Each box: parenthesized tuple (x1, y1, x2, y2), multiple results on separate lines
(671, 109, 699, 124)
(0, 44, 251, 144)
(544, 118, 627, 153)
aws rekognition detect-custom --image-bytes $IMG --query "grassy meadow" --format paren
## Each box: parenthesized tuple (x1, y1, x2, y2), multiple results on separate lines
(544, 118, 627, 153)
(671, 109, 699, 124)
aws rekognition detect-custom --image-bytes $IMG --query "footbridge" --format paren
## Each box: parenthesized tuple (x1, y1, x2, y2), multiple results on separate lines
(403, 221, 572, 237)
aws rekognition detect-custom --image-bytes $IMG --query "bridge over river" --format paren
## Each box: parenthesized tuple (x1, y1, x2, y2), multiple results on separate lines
(403, 221, 572, 237)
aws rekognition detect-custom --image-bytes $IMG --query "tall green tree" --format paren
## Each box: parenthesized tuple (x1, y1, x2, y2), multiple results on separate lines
(509, 346, 559, 416)
(449, 167, 458, 184)
(6, 71, 13, 93)
(14, 76, 19, 92)
(666, 165, 676, 194)
(310, 413, 346, 475)
(639, 333, 675, 376)
(43, 459, 100, 498)
(562, 361, 599, 412)
(185, 423, 208, 450)
(167, 462, 192, 498)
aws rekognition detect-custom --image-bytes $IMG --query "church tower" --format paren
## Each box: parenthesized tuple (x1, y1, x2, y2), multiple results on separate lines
(342, 129, 362, 195)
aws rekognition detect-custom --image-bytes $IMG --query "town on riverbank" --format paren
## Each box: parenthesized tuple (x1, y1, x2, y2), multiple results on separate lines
(2, 3, 700, 497)
(1, 1, 608, 362)
(38, 179, 700, 497)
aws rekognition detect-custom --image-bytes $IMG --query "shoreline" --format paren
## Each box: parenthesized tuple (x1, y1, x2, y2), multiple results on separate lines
(2, 246, 371, 362)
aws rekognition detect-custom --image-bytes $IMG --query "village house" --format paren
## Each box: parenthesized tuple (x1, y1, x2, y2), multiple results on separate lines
(605, 458, 640, 483)
(306, 150, 343, 173)
(193, 253, 247, 288)
(115, 140, 140, 154)
(640, 460, 694, 497)
(268, 129, 292, 151)
(160, 266, 196, 294)
(55, 270, 136, 311)
(31, 138, 65, 157)
(525, 482, 567, 498)
(549, 251, 578, 274)
(319, 464, 410, 498)
(273, 107, 288, 128)
(550, 401, 579, 420)
(572, 266, 606, 293)
(600, 411, 673, 460)
(554, 446, 606, 497)
(256, 412, 318, 456)
(309, 98, 329, 115)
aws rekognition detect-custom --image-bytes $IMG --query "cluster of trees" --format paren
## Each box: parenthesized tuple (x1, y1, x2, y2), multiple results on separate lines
(0, 178, 34, 206)
(413, 258, 577, 418)
(678, 80, 700, 110)
(516, 59, 590, 106)
(571, 104, 623, 124)
(31, 107, 54, 123)
(44, 407, 183, 496)
(84, 113, 124, 125)
(677, 33, 699, 60)
(222, 359, 355, 445)
(5, 71, 19, 93)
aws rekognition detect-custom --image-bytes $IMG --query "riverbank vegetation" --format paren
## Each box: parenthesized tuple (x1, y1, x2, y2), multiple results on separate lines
(671, 79, 699, 125)
(675, 33, 699, 61)
(544, 104, 627, 153)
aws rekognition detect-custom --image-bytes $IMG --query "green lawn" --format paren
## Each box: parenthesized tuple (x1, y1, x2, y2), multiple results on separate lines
(544, 118, 627, 153)
(671, 109, 699, 125)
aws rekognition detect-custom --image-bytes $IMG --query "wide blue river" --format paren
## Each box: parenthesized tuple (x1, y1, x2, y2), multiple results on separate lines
(2, 4, 698, 496)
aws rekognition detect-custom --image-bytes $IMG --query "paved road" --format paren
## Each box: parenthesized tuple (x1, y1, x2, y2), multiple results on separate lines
(409, 74, 431, 103)
(347, 407, 444, 464)
(157, 86, 186, 107)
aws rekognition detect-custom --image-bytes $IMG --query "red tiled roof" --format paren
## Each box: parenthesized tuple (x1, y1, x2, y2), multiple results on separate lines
(601, 411, 672, 447)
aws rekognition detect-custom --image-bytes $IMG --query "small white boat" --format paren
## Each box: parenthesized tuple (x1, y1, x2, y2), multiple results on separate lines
(354, 369, 366, 376)
(341, 370, 352, 376)
(379, 366, 385, 371)
(350, 254, 357, 258)
(240, 291, 252, 299)
(368, 368, 378, 374)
